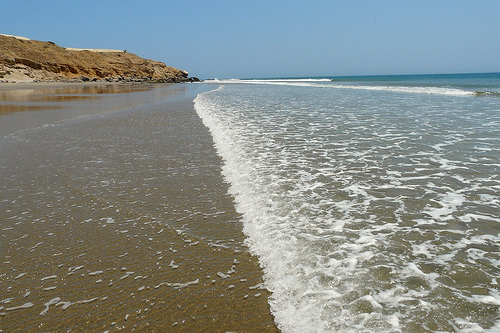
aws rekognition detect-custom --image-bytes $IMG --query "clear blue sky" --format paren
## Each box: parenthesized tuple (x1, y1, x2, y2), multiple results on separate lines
(2, 1, 499, 79)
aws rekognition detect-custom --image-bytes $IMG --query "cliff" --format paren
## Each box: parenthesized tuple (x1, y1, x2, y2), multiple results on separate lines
(0, 34, 199, 83)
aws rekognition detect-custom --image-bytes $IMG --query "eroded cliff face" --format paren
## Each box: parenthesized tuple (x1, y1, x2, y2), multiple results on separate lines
(0, 35, 198, 83)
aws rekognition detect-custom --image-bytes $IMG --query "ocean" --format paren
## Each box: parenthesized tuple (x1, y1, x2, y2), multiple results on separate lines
(194, 73, 500, 332)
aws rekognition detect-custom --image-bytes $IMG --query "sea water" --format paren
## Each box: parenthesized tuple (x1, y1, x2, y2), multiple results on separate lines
(194, 73, 500, 332)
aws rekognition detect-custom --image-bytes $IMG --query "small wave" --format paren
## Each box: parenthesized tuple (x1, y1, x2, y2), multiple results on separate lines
(474, 90, 500, 97)
(211, 78, 331, 84)
(212, 79, 476, 97)
(247, 78, 332, 82)
(334, 84, 475, 96)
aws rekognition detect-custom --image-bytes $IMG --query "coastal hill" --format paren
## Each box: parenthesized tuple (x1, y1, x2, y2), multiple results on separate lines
(0, 34, 198, 83)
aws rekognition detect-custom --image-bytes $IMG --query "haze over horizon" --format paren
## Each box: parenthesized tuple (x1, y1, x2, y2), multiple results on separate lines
(1, 0, 499, 79)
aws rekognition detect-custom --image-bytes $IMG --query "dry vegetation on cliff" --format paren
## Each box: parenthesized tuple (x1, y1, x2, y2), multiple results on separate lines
(0, 35, 198, 83)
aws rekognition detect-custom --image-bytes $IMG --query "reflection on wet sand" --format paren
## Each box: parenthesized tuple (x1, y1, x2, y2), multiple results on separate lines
(0, 104, 65, 115)
(0, 83, 190, 137)
(0, 83, 151, 106)
(0, 83, 151, 96)
(2, 94, 95, 103)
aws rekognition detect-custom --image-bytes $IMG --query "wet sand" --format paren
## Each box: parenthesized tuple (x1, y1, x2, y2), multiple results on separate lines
(0, 83, 279, 332)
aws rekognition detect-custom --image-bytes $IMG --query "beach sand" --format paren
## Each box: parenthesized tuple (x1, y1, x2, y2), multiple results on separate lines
(0, 83, 279, 332)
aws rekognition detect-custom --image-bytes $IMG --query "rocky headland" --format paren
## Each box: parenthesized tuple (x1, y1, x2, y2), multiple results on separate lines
(0, 34, 199, 83)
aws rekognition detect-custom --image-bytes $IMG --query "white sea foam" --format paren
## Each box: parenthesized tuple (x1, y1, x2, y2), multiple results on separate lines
(195, 80, 500, 332)
(166, 279, 199, 289)
(5, 302, 34, 311)
(210, 78, 476, 96)
(40, 297, 60, 316)
(246, 78, 332, 82)
(56, 301, 74, 310)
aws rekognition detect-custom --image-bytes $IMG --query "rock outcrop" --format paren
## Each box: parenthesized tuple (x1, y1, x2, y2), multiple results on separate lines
(0, 34, 199, 83)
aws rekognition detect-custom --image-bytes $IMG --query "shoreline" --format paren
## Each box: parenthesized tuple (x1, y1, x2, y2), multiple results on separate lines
(0, 83, 279, 331)
(0, 76, 200, 84)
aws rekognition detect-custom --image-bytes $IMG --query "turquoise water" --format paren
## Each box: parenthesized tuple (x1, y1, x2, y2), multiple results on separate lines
(195, 73, 500, 332)
(329, 73, 500, 96)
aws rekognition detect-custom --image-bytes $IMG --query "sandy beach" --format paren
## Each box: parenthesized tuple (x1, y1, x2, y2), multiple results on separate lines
(0, 83, 278, 332)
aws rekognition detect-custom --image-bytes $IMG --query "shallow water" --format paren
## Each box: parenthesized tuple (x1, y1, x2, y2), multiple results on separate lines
(195, 75, 500, 332)
(0, 83, 278, 332)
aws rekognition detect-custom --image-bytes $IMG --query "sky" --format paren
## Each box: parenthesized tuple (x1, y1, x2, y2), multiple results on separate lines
(1, 1, 499, 79)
